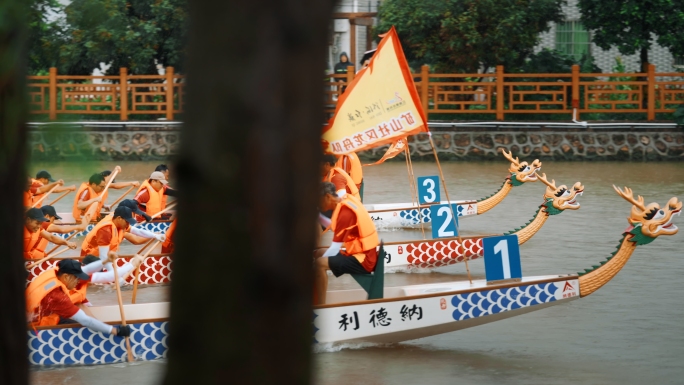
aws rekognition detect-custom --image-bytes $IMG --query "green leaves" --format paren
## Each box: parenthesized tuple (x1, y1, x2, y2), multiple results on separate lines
(28, 0, 188, 75)
(376, 0, 564, 73)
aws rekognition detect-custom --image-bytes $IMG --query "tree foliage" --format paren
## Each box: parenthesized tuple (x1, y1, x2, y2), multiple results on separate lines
(375, 0, 565, 73)
(578, 0, 684, 69)
(28, 0, 188, 75)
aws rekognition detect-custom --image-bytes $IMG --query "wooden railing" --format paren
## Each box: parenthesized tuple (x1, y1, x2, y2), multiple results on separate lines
(28, 64, 684, 121)
(27, 67, 185, 120)
(324, 64, 684, 121)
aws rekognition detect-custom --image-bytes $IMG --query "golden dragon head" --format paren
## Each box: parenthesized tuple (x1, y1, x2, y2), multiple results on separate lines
(501, 150, 541, 186)
(536, 173, 584, 215)
(613, 186, 681, 244)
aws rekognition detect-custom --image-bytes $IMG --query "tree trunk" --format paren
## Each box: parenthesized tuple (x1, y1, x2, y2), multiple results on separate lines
(640, 47, 649, 73)
(0, 1, 29, 384)
(163, 1, 333, 384)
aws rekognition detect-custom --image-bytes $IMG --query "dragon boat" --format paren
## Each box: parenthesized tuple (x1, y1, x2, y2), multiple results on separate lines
(52, 212, 173, 239)
(365, 151, 541, 227)
(27, 186, 680, 365)
(379, 173, 583, 272)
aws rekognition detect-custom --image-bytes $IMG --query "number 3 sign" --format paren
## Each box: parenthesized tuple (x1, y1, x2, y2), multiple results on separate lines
(417, 176, 440, 205)
(430, 203, 459, 238)
(483, 235, 522, 282)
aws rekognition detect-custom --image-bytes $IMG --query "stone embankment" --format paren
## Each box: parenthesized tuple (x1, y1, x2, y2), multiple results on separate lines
(27, 122, 683, 161)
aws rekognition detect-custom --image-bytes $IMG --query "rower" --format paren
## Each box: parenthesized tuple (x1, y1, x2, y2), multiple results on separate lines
(154, 164, 178, 210)
(321, 154, 360, 199)
(25, 205, 88, 260)
(133, 171, 177, 219)
(24, 176, 64, 209)
(336, 153, 364, 201)
(161, 219, 176, 254)
(31, 170, 76, 208)
(314, 182, 380, 304)
(24, 208, 77, 260)
(26, 259, 130, 338)
(80, 206, 165, 268)
(73, 173, 107, 222)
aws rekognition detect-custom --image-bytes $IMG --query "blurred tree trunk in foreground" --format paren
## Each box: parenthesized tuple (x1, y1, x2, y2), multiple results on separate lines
(0, 1, 29, 384)
(164, 1, 334, 384)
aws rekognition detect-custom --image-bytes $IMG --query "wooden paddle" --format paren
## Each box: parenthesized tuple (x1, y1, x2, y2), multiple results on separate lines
(111, 260, 135, 362)
(84, 166, 120, 218)
(130, 239, 162, 303)
(139, 201, 177, 224)
(46, 190, 72, 206)
(31, 185, 59, 208)
(26, 247, 72, 269)
(108, 185, 136, 208)
(27, 252, 171, 263)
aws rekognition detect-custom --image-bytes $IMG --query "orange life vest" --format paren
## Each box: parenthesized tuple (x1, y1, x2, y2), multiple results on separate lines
(136, 180, 165, 215)
(330, 194, 379, 255)
(336, 153, 363, 187)
(26, 268, 71, 326)
(72, 182, 108, 221)
(68, 282, 89, 305)
(81, 215, 125, 257)
(325, 167, 360, 200)
(23, 225, 42, 260)
(24, 179, 43, 208)
(162, 219, 176, 253)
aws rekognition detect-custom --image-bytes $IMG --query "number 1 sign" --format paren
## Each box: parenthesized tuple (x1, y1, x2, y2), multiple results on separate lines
(417, 176, 440, 205)
(483, 235, 522, 282)
(430, 204, 459, 238)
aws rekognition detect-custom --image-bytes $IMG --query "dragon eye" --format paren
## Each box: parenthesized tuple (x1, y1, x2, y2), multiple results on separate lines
(518, 165, 528, 173)
(644, 207, 659, 220)
(654, 210, 665, 220)
(554, 188, 567, 198)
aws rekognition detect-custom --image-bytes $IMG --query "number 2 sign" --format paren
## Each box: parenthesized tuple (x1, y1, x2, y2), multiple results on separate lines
(417, 176, 440, 205)
(483, 235, 522, 282)
(430, 204, 459, 238)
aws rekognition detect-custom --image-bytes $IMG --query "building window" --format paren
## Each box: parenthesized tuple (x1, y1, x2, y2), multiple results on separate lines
(674, 56, 684, 68)
(555, 21, 591, 61)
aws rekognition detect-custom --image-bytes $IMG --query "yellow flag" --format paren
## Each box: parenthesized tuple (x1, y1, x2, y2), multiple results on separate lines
(321, 26, 427, 155)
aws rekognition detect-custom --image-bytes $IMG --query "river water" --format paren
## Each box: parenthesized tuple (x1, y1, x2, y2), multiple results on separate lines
(29, 160, 684, 385)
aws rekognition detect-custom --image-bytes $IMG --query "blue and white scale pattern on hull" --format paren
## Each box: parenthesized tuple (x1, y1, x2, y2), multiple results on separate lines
(451, 282, 558, 321)
(28, 322, 168, 365)
(55, 222, 171, 239)
(399, 204, 472, 224)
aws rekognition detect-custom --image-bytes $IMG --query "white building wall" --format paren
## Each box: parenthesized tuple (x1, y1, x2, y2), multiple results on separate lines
(535, 0, 676, 73)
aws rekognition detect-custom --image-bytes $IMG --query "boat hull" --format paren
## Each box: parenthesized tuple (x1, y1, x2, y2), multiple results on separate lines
(53, 220, 172, 239)
(366, 201, 478, 228)
(383, 237, 484, 272)
(313, 276, 580, 345)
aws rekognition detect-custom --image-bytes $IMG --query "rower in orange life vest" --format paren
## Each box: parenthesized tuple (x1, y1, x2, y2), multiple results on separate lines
(24, 208, 77, 260)
(24, 205, 88, 260)
(133, 171, 177, 220)
(154, 164, 178, 212)
(29, 170, 77, 209)
(336, 152, 364, 201)
(321, 154, 360, 200)
(73, 167, 140, 222)
(24, 174, 66, 209)
(26, 259, 131, 338)
(80, 205, 164, 270)
(314, 182, 380, 305)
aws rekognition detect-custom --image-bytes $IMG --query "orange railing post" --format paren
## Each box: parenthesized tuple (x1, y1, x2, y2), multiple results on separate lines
(571, 64, 580, 119)
(166, 66, 175, 120)
(120, 67, 128, 121)
(495, 65, 504, 120)
(647, 63, 655, 121)
(420, 65, 429, 116)
(346, 65, 354, 84)
(48, 67, 57, 120)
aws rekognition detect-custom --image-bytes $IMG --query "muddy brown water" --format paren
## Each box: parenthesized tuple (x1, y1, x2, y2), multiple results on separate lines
(29, 161, 684, 384)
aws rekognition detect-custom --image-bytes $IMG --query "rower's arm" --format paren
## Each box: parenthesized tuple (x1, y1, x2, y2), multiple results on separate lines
(36, 180, 63, 194)
(40, 230, 76, 248)
(52, 184, 76, 193)
(70, 310, 114, 334)
(110, 181, 140, 189)
(123, 232, 150, 245)
(46, 223, 86, 234)
(77, 195, 101, 210)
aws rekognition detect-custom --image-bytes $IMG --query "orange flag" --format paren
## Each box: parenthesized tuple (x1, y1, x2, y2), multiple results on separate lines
(321, 26, 427, 155)
(364, 138, 408, 166)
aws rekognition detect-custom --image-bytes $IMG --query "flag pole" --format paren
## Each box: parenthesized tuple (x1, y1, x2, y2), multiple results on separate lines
(427, 132, 472, 284)
(404, 145, 426, 239)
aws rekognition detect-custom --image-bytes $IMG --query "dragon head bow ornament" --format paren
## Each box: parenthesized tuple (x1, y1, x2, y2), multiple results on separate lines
(536, 173, 583, 215)
(502, 150, 541, 186)
(614, 185, 681, 244)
